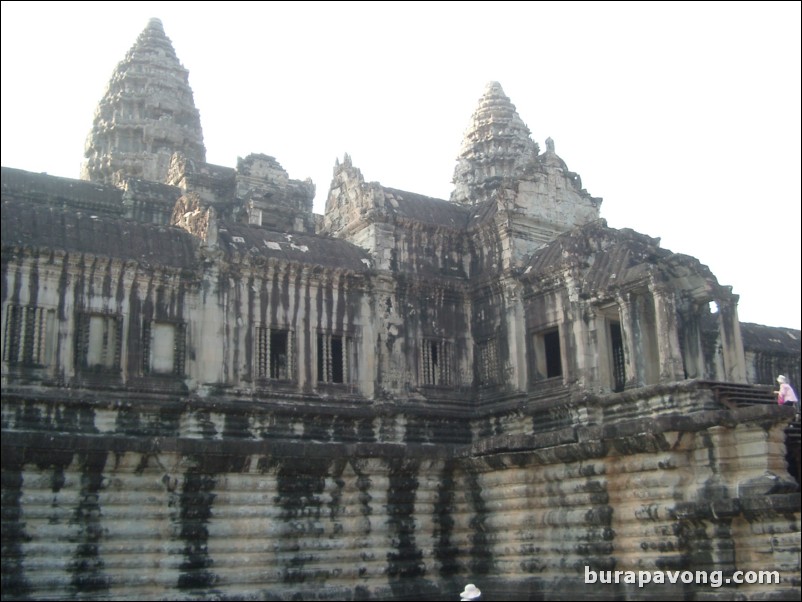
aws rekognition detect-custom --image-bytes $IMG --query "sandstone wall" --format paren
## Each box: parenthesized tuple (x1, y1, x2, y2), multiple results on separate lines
(3, 385, 799, 600)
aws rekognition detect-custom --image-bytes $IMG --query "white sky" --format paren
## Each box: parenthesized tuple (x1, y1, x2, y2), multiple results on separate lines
(2, 1, 800, 330)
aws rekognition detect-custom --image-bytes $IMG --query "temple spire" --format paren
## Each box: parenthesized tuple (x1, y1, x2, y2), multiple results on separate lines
(450, 81, 539, 205)
(81, 18, 206, 185)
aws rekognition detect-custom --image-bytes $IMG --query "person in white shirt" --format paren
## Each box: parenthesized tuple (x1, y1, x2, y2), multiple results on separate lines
(775, 375, 799, 406)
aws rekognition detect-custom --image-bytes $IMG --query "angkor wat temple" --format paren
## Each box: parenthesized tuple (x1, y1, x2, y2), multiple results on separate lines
(2, 18, 800, 601)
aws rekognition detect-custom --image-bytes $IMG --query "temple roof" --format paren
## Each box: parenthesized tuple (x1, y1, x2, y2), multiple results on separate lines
(216, 222, 373, 272)
(1, 198, 198, 268)
(740, 322, 801, 355)
(381, 187, 471, 229)
(522, 220, 724, 299)
(2, 166, 124, 217)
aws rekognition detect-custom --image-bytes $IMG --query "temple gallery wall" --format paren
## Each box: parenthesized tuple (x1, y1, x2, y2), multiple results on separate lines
(2, 18, 800, 602)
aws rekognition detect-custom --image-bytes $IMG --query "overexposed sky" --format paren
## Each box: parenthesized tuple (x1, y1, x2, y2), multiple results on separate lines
(2, 1, 800, 330)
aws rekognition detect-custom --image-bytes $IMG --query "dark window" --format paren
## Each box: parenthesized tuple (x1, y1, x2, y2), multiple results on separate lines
(477, 338, 499, 386)
(318, 333, 352, 384)
(532, 327, 562, 382)
(75, 313, 122, 371)
(256, 326, 293, 380)
(3, 305, 53, 367)
(543, 329, 562, 378)
(610, 321, 626, 392)
(422, 339, 452, 386)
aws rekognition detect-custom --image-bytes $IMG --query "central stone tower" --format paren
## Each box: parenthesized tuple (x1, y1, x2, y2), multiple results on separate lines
(81, 18, 206, 185)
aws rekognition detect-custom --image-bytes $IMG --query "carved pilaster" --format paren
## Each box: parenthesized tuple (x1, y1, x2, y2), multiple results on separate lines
(650, 283, 685, 382)
(502, 277, 527, 391)
(716, 294, 747, 383)
(616, 292, 640, 389)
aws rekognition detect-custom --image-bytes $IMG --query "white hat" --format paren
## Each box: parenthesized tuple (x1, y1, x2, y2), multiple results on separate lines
(460, 583, 482, 600)
(777, 375, 787, 383)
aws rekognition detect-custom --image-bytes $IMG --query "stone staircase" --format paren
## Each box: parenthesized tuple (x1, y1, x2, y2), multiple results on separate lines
(701, 380, 800, 484)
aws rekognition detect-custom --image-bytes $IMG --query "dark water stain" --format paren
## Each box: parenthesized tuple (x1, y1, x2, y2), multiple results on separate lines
(0, 464, 32, 599)
(275, 459, 329, 584)
(68, 451, 110, 595)
(223, 411, 251, 438)
(465, 470, 493, 577)
(433, 461, 460, 578)
(386, 458, 439, 599)
(177, 470, 218, 590)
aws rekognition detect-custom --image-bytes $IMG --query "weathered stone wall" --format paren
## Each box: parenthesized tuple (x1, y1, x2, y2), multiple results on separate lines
(2, 384, 798, 600)
(2, 217, 799, 600)
(235, 154, 316, 233)
(3, 20, 800, 598)
(323, 156, 477, 278)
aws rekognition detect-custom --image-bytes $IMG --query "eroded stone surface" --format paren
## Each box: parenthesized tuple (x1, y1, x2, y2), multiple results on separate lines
(2, 18, 800, 602)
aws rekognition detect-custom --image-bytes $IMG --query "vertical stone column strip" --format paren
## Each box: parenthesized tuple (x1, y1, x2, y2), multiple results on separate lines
(504, 277, 527, 390)
(616, 292, 639, 389)
(573, 301, 597, 389)
(716, 295, 747, 383)
(650, 283, 685, 382)
(679, 301, 706, 379)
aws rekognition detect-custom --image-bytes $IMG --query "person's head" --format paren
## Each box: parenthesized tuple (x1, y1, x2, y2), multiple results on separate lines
(460, 583, 482, 601)
(777, 375, 787, 384)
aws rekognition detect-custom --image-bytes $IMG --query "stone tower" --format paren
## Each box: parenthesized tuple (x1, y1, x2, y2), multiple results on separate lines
(81, 18, 206, 185)
(450, 81, 539, 205)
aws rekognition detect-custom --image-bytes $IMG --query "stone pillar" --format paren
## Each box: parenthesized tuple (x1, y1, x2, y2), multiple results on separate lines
(616, 292, 640, 388)
(573, 303, 598, 390)
(299, 266, 315, 392)
(359, 285, 376, 399)
(675, 300, 705, 380)
(650, 284, 685, 382)
(500, 277, 526, 390)
(716, 294, 747, 383)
